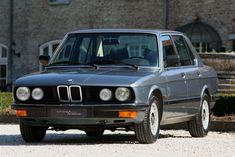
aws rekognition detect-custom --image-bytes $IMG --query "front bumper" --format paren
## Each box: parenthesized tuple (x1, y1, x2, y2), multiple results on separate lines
(12, 103, 148, 127)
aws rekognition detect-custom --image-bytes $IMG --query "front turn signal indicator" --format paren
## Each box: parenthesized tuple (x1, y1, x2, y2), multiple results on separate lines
(16, 110, 28, 117)
(119, 111, 137, 118)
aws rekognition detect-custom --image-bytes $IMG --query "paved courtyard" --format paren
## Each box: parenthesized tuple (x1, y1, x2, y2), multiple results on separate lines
(0, 124, 234, 157)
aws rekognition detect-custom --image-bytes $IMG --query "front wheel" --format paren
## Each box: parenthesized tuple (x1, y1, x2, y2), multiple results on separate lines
(188, 94, 211, 137)
(20, 121, 47, 142)
(134, 95, 161, 144)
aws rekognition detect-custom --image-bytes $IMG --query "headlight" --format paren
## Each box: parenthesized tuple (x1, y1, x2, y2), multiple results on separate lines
(16, 87, 30, 101)
(115, 87, 130, 101)
(99, 88, 112, 101)
(32, 88, 44, 100)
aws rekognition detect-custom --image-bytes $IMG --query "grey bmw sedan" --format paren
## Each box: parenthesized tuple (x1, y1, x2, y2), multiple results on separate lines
(12, 29, 218, 144)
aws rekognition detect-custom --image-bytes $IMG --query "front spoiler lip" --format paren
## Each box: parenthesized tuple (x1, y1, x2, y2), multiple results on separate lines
(12, 103, 148, 110)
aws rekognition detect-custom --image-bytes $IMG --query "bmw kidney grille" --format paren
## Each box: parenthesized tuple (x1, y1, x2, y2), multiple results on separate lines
(57, 85, 82, 102)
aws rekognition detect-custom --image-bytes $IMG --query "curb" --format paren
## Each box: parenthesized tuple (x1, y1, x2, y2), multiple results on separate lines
(0, 115, 234, 132)
(162, 121, 235, 132)
(0, 114, 18, 124)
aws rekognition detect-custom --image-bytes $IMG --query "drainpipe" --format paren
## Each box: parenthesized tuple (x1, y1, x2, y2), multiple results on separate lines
(163, 0, 168, 29)
(7, 0, 13, 91)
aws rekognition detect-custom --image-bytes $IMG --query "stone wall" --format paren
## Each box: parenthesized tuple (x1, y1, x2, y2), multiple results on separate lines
(200, 53, 235, 71)
(200, 53, 235, 94)
(0, 0, 235, 82)
(0, 0, 10, 46)
(10, 0, 164, 80)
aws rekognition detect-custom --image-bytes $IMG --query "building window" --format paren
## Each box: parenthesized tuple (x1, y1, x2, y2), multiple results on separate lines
(39, 40, 61, 70)
(127, 44, 149, 57)
(176, 22, 222, 53)
(0, 44, 8, 91)
(192, 42, 211, 53)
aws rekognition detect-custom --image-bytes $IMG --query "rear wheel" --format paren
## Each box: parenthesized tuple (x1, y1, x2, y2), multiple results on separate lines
(85, 129, 104, 137)
(134, 95, 161, 144)
(20, 121, 47, 142)
(188, 94, 211, 137)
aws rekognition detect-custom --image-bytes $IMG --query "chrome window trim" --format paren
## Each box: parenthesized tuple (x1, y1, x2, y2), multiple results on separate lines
(69, 85, 83, 102)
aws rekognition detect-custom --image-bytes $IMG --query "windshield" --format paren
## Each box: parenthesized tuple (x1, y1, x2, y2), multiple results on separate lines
(49, 33, 159, 67)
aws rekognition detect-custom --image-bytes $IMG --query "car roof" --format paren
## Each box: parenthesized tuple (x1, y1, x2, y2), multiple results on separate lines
(67, 29, 182, 35)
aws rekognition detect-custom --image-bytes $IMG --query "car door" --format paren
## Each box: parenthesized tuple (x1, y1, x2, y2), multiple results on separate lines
(160, 35, 188, 119)
(171, 35, 201, 114)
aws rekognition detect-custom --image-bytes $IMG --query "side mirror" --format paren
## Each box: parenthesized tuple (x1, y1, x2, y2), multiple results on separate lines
(165, 55, 180, 67)
(39, 55, 50, 66)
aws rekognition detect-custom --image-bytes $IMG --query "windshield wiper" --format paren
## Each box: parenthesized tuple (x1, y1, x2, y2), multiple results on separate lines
(48, 61, 87, 67)
(48, 60, 139, 70)
(88, 64, 99, 69)
(92, 60, 139, 70)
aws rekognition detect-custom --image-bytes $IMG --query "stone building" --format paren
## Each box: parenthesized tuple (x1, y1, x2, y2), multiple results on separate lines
(0, 0, 235, 91)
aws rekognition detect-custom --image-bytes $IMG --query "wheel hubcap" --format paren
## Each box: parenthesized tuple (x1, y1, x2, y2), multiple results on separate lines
(149, 102, 159, 135)
(202, 100, 209, 130)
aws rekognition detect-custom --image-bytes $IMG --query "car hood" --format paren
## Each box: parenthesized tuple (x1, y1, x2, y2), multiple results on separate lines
(15, 68, 158, 87)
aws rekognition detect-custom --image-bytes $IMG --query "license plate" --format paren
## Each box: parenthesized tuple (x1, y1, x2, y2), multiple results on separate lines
(49, 108, 87, 118)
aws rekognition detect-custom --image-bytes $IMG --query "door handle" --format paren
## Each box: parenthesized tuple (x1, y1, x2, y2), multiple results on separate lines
(181, 72, 186, 78)
(197, 71, 201, 76)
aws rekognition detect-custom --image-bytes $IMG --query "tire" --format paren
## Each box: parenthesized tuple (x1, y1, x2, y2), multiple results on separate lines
(85, 129, 104, 137)
(188, 94, 211, 137)
(134, 95, 161, 144)
(20, 121, 47, 142)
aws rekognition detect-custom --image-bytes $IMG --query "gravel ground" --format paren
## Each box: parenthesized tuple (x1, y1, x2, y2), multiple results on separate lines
(0, 124, 234, 157)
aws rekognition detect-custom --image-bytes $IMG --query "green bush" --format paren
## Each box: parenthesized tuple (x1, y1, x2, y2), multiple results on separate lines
(0, 92, 13, 111)
(212, 94, 235, 116)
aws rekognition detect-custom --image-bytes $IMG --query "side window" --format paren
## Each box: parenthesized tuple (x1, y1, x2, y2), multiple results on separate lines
(161, 35, 180, 67)
(172, 35, 194, 66)
(184, 38, 196, 64)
